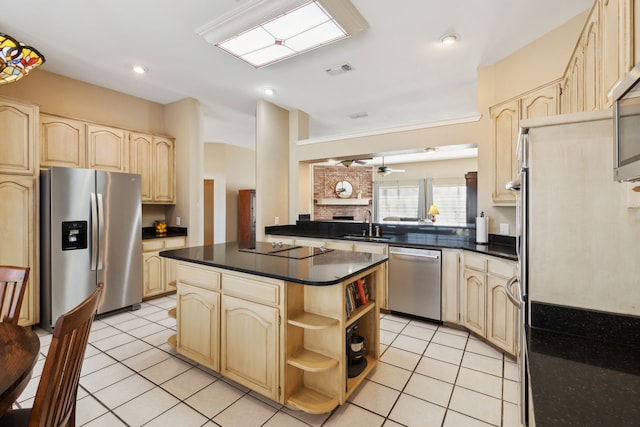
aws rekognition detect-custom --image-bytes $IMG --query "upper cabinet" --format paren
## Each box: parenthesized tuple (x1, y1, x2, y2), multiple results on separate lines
(130, 132, 175, 204)
(0, 99, 37, 175)
(40, 114, 86, 168)
(87, 124, 129, 172)
(491, 81, 560, 205)
(561, 0, 634, 112)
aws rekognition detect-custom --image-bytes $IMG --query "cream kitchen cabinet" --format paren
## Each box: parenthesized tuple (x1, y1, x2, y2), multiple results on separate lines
(221, 272, 283, 401)
(491, 81, 560, 205)
(0, 175, 38, 326)
(142, 236, 186, 298)
(40, 114, 86, 168)
(86, 124, 128, 172)
(441, 249, 462, 324)
(0, 98, 37, 176)
(130, 132, 175, 204)
(0, 98, 39, 326)
(601, 0, 633, 108)
(462, 251, 518, 356)
(175, 262, 221, 370)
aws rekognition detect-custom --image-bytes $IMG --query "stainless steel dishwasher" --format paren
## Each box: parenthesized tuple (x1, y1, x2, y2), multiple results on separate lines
(388, 246, 442, 321)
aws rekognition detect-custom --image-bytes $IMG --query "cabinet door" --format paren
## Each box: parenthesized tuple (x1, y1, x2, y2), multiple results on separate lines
(562, 51, 584, 114)
(582, 6, 600, 112)
(153, 137, 175, 203)
(520, 83, 559, 120)
(601, 0, 633, 107)
(87, 124, 128, 172)
(0, 100, 36, 175)
(0, 176, 37, 325)
(177, 283, 220, 370)
(463, 269, 486, 336)
(221, 295, 279, 401)
(130, 133, 153, 202)
(40, 115, 86, 168)
(491, 99, 519, 204)
(142, 252, 164, 297)
(487, 275, 516, 356)
(441, 250, 461, 324)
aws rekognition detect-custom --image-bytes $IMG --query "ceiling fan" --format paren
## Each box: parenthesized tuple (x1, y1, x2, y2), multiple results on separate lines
(377, 157, 405, 176)
(337, 159, 370, 167)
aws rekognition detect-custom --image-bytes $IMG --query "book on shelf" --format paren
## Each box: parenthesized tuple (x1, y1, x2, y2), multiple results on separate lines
(346, 278, 369, 318)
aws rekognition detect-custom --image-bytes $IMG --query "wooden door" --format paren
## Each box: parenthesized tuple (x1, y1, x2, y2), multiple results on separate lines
(0, 100, 36, 175)
(130, 133, 153, 201)
(487, 275, 516, 356)
(153, 137, 175, 203)
(142, 252, 164, 297)
(204, 179, 214, 245)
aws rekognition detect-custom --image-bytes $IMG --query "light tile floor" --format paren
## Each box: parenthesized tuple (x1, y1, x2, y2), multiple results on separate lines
(17, 295, 521, 426)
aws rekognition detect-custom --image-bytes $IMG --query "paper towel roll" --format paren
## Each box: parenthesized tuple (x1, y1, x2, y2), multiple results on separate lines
(476, 217, 488, 244)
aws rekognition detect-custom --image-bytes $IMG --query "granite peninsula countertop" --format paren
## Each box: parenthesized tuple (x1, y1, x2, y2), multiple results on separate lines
(160, 241, 387, 286)
(528, 328, 640, 427)
(142, 226, 187, 240)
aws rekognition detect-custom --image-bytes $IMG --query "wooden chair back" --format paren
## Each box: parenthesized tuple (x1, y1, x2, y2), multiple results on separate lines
(0, 266, 30, 325)
(28, 283, 103, 427)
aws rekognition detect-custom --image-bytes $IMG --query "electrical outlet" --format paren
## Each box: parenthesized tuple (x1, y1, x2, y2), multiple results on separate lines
(500, 223, 509, 235)
(274, 217, 280, 225)
(176, 216, 181, 226)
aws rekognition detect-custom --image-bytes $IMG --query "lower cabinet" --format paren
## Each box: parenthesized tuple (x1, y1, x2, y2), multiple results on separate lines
(462, 252, 518, 356)
(142, 236, 186, 298)
(441, 249, 462, 323)
(221, 294, 280, 400)
(176, 283, 220, 370)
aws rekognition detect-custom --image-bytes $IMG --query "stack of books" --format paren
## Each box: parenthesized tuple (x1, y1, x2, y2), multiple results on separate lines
(345, 278, 369, 318)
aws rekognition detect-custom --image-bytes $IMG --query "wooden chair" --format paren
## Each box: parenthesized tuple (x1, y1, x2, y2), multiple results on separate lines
(0, 266, 30, 325)
(0, 283, 103, 427)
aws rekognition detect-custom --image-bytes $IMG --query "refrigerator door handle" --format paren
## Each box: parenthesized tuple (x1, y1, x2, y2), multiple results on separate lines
(97, 193, 105, 270)
(90, 192, 98, 271)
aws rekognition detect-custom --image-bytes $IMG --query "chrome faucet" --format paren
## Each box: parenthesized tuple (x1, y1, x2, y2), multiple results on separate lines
(366, 210, 373, 236)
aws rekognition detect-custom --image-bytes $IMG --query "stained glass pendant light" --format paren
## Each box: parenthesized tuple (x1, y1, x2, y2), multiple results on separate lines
(0, 32, 46, 84)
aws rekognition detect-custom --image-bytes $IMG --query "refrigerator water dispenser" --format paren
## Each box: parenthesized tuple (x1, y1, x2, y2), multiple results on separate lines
(61, 221, 87, 250)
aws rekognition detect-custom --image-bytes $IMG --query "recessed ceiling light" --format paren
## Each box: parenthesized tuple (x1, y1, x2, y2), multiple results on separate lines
(132, 65, 147, 74)
(440, 34, 458, 45)
(262, 87, 276, 96)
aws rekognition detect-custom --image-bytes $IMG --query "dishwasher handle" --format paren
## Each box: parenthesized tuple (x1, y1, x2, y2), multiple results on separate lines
(389, 249, 440, 260)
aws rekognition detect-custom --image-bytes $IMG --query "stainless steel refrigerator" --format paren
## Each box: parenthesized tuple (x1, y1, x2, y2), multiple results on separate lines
(40, 167, 142, 331)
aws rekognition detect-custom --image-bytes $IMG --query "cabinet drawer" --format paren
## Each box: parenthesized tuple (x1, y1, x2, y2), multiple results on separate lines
(223, 274, 281, 306)
(164, 236, 186, 249)
(487, 258, 516, 278)
(142, 239, 164, 252)
(177, 263, 220, 291)
(464, 252, 487, 271)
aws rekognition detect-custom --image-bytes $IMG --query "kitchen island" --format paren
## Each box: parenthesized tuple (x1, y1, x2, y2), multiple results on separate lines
(160, 241, 387, 414)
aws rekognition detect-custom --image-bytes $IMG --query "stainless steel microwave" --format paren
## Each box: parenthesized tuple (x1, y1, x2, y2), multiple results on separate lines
(613, 64, 640, 182)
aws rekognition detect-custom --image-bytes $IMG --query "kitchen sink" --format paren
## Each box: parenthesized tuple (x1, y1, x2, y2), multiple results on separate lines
(341, 234, 390, 242)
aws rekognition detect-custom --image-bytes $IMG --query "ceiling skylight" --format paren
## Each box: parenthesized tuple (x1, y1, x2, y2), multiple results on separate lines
(211, 1, 361, 68)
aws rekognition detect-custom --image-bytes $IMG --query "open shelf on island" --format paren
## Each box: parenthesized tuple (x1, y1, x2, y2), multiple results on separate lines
(288, 312, 339, 330)
(287, 386, 340, 415)
(346, 301, 375, 326)
(346, 354, 377, 396)
(167, 334, 176, 348)
(168, 307, 176, 319)
(287, 349, 339, 372)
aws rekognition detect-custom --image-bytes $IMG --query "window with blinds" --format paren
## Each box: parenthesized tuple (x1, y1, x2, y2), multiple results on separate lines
(374, 177, 467, 226)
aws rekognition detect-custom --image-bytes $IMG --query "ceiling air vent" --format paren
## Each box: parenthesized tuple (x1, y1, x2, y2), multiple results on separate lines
(325, 63, 353, 76)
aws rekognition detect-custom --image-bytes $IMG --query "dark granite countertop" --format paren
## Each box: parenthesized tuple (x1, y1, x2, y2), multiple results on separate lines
(266, 221, 516, 261)
(528, 328, 640, 427)
(160, 241, 387, 286)
(142, 226, 188, 240)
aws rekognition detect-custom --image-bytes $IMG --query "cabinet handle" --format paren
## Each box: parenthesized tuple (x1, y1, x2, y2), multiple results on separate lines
(505, 276, 522, 308)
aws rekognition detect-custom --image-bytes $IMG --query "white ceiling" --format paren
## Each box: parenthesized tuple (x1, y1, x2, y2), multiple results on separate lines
(2, 0, 591, 149)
